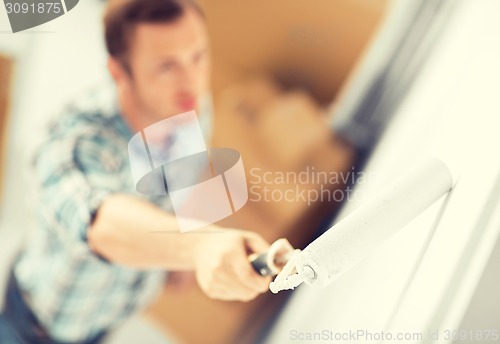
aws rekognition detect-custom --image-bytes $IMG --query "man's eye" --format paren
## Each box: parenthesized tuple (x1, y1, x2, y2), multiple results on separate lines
(159, 62, 175, 72)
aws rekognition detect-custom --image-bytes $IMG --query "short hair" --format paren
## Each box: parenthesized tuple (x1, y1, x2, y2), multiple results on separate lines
(104, 0, 203, 71)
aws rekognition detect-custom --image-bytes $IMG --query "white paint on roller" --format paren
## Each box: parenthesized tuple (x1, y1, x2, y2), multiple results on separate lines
(269, 250, 304, 293)
(271, 157, 453, 292)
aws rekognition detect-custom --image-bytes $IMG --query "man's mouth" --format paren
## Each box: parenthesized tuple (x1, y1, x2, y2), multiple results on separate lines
(178, 98, 197, 111)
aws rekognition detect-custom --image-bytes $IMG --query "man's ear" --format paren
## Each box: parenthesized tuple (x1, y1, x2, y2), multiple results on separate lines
(107, 57, 128, 84)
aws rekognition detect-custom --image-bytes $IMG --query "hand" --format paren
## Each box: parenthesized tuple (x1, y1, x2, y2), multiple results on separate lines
(193, 228, 272, 301)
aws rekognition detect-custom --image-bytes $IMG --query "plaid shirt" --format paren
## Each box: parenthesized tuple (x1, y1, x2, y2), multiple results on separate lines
(13, 84, 212, 342)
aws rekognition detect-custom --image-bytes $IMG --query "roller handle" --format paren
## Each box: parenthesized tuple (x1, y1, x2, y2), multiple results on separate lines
(249, 252, 275, 276)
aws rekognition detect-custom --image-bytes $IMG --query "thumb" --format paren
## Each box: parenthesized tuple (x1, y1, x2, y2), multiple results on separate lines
(243, 232, 270, 254)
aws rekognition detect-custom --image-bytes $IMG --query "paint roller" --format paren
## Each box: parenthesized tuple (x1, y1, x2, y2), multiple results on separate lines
(249, 157, 455, 293)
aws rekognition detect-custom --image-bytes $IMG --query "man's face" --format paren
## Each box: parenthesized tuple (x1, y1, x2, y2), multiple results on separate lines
(122, 7, 211, 123)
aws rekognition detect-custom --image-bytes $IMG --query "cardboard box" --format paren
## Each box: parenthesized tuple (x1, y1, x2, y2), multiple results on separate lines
(198, 0, 388, 105)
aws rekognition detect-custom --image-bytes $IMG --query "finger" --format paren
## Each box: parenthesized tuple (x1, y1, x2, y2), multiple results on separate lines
(243, 232, 270, 254)
(210, 283, 259, 301)
(203, 272, 259, 301)
(231, 250, 272, 293)
(197, 257, 259, 297)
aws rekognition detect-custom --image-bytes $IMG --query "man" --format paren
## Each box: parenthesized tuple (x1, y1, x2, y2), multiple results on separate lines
(0, 0, 271, 343)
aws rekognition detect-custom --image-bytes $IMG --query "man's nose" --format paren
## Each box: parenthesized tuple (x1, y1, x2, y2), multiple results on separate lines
(176, 65, 198, 91)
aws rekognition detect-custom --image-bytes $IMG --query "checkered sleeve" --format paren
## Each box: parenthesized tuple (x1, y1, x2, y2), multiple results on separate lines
(33, 127, 127, 248)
